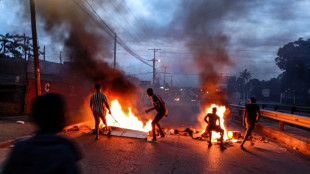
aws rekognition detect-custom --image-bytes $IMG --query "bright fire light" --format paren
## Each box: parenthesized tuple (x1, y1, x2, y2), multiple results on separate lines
(101, 99, 152, 132)
(204, 104, 228, 142)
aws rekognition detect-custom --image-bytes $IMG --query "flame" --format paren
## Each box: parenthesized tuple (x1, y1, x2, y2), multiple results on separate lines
(100, 99, 152, 132)
(203, 104, 228, 142)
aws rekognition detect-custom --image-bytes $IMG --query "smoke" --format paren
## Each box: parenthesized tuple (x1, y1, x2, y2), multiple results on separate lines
(167, 0, 255, 107)
(21, 0, 138, 106)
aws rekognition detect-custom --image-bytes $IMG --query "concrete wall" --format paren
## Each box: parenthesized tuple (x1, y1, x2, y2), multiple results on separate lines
(0, 58, 27, 115)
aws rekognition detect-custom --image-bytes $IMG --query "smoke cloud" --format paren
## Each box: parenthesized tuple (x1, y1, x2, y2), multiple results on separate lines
(168, 0, 254, 107)
(22, 0, 138, 105)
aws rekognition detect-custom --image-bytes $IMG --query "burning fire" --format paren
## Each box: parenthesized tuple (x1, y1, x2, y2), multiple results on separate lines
(101, 99, 152, 132)
(203, 104, 228, 142)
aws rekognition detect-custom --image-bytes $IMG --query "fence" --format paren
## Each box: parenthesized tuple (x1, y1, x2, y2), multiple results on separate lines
(229, 104, 310, 131)
(260, 104, 310, 114)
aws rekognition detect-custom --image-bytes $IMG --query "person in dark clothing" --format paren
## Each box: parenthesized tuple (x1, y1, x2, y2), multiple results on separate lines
(3, 93, 82, 174)
(90, 83, 112, 140)
(204, 107, 225, 149)
(145, 88, 168, 143)
(240, 97, 260, 150)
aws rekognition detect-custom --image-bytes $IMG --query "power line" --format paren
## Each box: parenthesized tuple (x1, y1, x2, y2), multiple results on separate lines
(156, 71, 282, 76)
(129, 72, 153, 76)
(110, 0, 146, 42)
(148, 48, 161, 86)
(72, 0, 152, 67)
(122, 0, 156, 43)
(86, 0, 152, 67)
(96, 0, 143, 43)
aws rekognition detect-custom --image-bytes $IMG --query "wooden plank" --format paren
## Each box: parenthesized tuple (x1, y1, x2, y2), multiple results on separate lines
(102, 126, 148, 139)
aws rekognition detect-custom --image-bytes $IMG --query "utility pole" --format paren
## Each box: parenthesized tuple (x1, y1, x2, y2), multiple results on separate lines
(30, 0, 41, 96)
(114, 33, 117, 69)
(43, 46, 45, 61)
(148, 48, 161, 87)
(23, 33, 27, 60)
(59, 51, 62, 63)
(162, 66, 168, 87)
(170, 75, 172, 87)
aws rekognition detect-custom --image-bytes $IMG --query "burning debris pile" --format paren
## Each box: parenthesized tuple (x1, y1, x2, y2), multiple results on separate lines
(101, 99, 152, 132)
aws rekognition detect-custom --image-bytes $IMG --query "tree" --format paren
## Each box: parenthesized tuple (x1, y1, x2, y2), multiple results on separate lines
(275, 38, 310, 105)
(0, 33, 42, 59)
(236, 69, 251, 99)
(245, 78, 262, 99)
(264, 78, 281, 102)
(237, 69, 251, 84)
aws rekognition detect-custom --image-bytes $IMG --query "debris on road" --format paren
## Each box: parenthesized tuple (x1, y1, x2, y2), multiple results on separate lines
(164, 129, 175, 135)
(260, 136, 270, 143)
(16, 121, 25, 124)
(174, 129, 180, 134)
(184, 128, 194, 138)
(223, 140, 234, 147)
(280, 147, 287, 151)
(172, 128, 196, 138)
(193, 137, 207, 141)
(74, 126, 79, 131)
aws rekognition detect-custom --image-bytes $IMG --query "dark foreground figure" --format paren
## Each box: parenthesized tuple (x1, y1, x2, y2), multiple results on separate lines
(3, 93, 82, 174)
(204, 107, 225, 149)
(240, 97, 260, 150)
(145, 88, 168, 143)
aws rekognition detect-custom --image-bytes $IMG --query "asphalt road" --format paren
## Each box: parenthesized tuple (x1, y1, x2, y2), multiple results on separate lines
(75, 128, 310, 174)
(1, 126, 310, 174)
(1, 107, 310, 174)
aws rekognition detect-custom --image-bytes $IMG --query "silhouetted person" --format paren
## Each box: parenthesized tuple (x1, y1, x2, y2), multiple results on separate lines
(204, 107, 225, 149)
(90, 83, 112, 140)
(3, 93, 82, 174)
(145, 88, 168, 143)
(240, 97, 260, 150)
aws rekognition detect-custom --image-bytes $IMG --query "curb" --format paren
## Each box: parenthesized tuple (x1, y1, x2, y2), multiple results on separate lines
(0, 135, 31, 148)
(0, 120, 93, 148)
(256, 124, 310, 156)
(0, 139, 17, 148)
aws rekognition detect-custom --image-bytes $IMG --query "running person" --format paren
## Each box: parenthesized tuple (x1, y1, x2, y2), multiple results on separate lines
(240, 97, 260, 149)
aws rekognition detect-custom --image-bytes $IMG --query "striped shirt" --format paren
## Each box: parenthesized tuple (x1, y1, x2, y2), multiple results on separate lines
(90, 92, 108, 113)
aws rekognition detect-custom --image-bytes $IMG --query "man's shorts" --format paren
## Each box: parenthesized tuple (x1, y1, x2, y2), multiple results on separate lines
(207, 126, 224, 133)
(92, 110, 107, 123)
